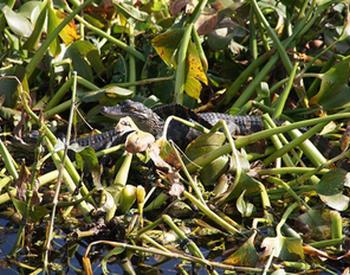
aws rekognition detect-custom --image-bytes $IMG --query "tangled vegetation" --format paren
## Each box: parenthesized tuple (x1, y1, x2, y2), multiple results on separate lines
(1, 0, 350, 273)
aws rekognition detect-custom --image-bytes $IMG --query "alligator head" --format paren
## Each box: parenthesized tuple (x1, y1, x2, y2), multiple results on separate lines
(101, 100, 164, 137)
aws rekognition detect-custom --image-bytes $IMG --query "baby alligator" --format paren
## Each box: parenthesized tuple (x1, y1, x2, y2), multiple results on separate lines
(101, 100, 350, 169)
(101, 100, 272, 148)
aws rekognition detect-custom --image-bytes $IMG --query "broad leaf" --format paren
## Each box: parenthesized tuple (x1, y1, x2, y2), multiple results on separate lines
(184, 41, 208, 99)
(224, 235, 259, 266)
(2, 5, 33, 37)
(262, 235, 304, 261)
(236, 190, 255, 217)
(152, 29, 184, 67)
(319, 193, 349, 211)
(47, 2, 61, 56)
(316, 169, 348, 196)
(310, 56, 350, 105)
(23, 1, 47, 50)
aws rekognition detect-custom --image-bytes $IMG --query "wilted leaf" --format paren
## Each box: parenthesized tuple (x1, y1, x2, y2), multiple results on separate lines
(340, 124, 350, 151)
(100, 191, 115, 212)
(297, 209, 330, 239)
(153, 139, 181, 169)
(2, 5, 33, 37)
(104, 85, 134, 99)
(169, 182, 185, 197)
(303, 244, 335, 259)
(125, 131, 155, 153)
(224, 235, 259, 266)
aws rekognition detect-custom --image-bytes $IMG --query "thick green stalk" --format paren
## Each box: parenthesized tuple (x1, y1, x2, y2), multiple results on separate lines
(184, 191, 240, 235)
(273, 63, 299, 119)
(174, 0, 208, 103)
(162, 215, 204, 259)
(251, 0, 293, 73)
(128, 23, 136, 93)
(264, 123, 326, 166)
(174, 23, 193, 103)
(0, 140, 18, 179)
(187, 112, 350, 172)
(221, 51, 272, 106)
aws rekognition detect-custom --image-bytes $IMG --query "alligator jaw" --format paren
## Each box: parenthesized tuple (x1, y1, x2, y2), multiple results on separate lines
(100, 105, 125, 119)
(101, 100, 164, 137)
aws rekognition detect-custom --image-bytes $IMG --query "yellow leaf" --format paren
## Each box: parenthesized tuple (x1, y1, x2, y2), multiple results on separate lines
(152, 29, 184, 67)
(56, 11, 80, 44)
(184, 41, 208, 99)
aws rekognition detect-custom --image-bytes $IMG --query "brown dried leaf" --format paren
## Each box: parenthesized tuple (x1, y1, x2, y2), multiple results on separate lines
(125, 131, 155, 153)
(303, 244, 335, 260)
(340, 123, 350, 151)
(169, 0, 191, 16)
(15, 164, 30, 201)
(149, 141, 173, 171)
(195, 11, 218, 35)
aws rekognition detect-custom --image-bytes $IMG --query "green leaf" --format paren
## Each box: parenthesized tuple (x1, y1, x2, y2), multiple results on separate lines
(101, 247, 125, 274)
(11, 198, 26, 217)
(18, 1, 44, 23)
(262, 235, 304, 261)
(113, 2, 149, 22)
(316, 169, 348, 196)
(199, 156, 229, 186)
(224, 235, 259, 266)
(30, 205, 49, 222)
(185, 132, 226, 159)
(23, 1, 47, 50)
(310, 56, 350, 105)
(2, 5, 33, 37)
(65, 41, 105, 80)
(236, 190, 255, 217)
(47, 2, 61, 56)
(75, 147, 99, 172)
(0, 77, 18, 107)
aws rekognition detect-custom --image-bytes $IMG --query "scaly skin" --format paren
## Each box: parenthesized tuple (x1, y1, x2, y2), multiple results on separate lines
(101, 100, 270, 148)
